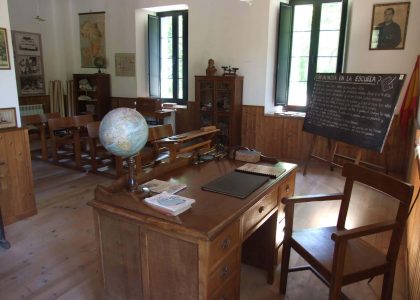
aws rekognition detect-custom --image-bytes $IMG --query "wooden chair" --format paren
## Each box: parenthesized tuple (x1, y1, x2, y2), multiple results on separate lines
(21, 112, 61, 161)
(48, 117, 81, 168)
(149, 124, 173, 161)
(279, 163, 414, 300)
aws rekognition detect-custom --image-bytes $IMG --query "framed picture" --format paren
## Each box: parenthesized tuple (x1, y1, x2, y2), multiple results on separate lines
(0, 27, 11, 70)
(115, 53, 135, 77)
(0, 107, 17, 129)
(12, 31, 42, 56)
(12, 31, 45, 95)
(79, 11, 106, 68)
(369, 2, 410, 50)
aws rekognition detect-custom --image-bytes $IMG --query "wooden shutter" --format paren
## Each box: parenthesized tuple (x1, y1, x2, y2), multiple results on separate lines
(275, 3, 293, 106)
(148, 15, 160, 98)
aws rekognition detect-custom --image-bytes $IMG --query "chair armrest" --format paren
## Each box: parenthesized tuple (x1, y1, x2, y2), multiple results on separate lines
(331, 220, 397, 241)
(282, 193, 344, 205)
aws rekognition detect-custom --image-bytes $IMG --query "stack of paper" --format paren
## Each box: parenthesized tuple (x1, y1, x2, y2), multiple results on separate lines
(142, 179, 187, 194)
(144, 192, 195, 216)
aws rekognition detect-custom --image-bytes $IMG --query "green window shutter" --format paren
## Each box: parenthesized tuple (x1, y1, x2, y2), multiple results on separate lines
(275, 3, 293, 106)
(148, 15, 160, 98)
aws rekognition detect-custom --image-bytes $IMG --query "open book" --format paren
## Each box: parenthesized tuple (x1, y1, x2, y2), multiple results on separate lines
(236, 163, 286, 178)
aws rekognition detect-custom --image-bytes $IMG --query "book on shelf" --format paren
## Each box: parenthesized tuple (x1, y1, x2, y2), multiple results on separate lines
(236, 163, 286, 178)
(142, 179, 187, 194)
(144, 192, 195, 216)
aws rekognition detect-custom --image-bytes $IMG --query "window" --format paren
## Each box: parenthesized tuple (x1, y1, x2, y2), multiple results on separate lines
(275, 0, 347, 111)
(148, 10, 188, 104)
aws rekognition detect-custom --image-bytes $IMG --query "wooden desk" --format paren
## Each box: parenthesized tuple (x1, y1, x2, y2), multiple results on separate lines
(89, 158, 297, 299)
(154, 128, 220, 162)
(139, 109, 174, 125)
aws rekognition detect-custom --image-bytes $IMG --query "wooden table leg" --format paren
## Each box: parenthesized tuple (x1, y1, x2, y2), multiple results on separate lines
(39, 124, 48, 161)
(73, 130, 81, 169)
(0, 207, 11, 249)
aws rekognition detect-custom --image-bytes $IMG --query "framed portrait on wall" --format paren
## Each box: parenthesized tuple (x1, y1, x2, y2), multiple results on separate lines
(79, 11, 106, 68)
(12, 31, 45, 95)
(369, 2, 410, 50)
(0, 27, 11, 70)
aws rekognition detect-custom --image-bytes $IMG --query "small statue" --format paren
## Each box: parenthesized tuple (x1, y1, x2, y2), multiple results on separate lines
(206, 59, 217, 76)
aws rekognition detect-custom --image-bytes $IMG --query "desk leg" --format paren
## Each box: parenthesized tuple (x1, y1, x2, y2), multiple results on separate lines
(74, 131, 81, 169)
(0, 208, 11, 249)
(169, 145, 177, 162)
(39, 125, 48, 161)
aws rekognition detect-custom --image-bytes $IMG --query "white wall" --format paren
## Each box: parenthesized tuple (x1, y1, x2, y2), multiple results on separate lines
(5, 0, 420, 112)
(0, 0, 20, 125)
(346, 0, 420, 111)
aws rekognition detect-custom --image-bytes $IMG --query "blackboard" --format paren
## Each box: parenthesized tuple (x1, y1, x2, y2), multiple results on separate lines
(303, 73, 405, 152)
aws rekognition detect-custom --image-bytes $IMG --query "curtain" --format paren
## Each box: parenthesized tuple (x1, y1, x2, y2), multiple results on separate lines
(66, 80, 75, 116)
(49, 80, 65, 116)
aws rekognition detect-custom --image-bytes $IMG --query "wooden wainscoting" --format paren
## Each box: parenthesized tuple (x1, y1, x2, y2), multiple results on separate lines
(19, 95, 51, 113)
(241, 105, 410, 174)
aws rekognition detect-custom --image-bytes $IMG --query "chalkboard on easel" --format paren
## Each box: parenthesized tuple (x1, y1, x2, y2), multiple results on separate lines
(303, 73, 405, 152)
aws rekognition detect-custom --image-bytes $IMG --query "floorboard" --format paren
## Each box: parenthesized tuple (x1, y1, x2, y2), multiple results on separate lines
(0, 160, 407, 299)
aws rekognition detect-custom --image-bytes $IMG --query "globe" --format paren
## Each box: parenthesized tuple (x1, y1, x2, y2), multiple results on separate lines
(99, 108, 149, 159)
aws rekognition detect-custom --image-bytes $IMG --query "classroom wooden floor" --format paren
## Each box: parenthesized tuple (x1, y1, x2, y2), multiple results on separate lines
(0, 160, 408, 299)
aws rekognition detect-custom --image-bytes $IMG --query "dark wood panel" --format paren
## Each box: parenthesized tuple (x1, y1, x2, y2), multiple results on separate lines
(19, 95, 51, 113)
(241, 105, 410, 174)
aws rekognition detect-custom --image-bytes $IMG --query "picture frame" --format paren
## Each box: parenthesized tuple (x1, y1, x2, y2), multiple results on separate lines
(0, 27, 11, 70)
(0, 107, 17, 129)
(369, 2, 410, 50)
(12, 31, 46, 96)
(115, 53, 135, 77)
(79, 11, 106, 68)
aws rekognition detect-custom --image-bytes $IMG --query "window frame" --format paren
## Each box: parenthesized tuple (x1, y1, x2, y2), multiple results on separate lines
(148, 10, 188, 105)
(275, 0, 347, 112)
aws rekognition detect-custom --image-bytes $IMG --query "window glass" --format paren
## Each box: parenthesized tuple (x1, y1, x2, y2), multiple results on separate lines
(288, 4, 313, 107)
(161, 16, 173, 98)
(316, 2, 342, 73)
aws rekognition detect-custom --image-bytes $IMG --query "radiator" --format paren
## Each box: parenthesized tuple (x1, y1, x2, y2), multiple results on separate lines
(20, 104, 44, 116)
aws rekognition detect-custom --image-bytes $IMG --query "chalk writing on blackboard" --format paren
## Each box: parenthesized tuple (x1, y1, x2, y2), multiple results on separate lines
(303, 73, 405, 152)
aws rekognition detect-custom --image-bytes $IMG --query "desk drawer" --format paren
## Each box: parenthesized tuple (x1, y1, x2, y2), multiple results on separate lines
(209, 271, 239, 300)
(278, 173, 295, 215)
(208, 247, 240, 294)
(242, 190, 278, 237)
(209, 220, 240, 266)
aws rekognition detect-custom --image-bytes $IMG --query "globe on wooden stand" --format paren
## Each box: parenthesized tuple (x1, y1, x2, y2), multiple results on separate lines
(99, 107, 149, 195)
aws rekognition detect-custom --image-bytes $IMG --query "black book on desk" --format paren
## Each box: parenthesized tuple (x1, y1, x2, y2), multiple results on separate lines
(202, 171, 270, 199)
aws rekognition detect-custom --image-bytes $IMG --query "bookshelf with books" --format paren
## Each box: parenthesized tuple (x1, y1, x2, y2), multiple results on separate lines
(73, 73, 111, 119)
(195, 75, 243, 146)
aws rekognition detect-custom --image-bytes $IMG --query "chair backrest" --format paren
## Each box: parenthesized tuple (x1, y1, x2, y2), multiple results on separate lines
(47, 116, 75, 133)
(149, 124, 173, 141)
(87, 121, 101, 139)
(340, 163, 414, 260)
(72, 114, 94, 127)
(41, 112, 61, 123)
(21, 114, 43, 126)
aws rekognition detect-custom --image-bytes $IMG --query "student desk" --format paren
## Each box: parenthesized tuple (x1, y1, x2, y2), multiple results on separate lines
(89, 158, 297, 299)
(154, 128, 220, 162)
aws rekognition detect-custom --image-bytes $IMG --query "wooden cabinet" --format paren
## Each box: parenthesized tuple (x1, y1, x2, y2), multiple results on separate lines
(0, 128, 36, 225)
(195, 76, 243, 146)
(73, 73, 111, 119)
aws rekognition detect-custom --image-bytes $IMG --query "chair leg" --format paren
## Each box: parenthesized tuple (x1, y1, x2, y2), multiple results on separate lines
(381, 268, 395, 300)
(279, 240, 291, 294)
(329, 281, 343, 300)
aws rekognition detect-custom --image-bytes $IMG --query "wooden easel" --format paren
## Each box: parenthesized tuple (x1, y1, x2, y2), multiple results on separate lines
(303, 135, 388, 176)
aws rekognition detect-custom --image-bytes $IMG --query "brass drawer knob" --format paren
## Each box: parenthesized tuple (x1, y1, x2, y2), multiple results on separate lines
(221, 238, 231, 250)
(258, 206, 265, 213)
(219, 266, 229, 278)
